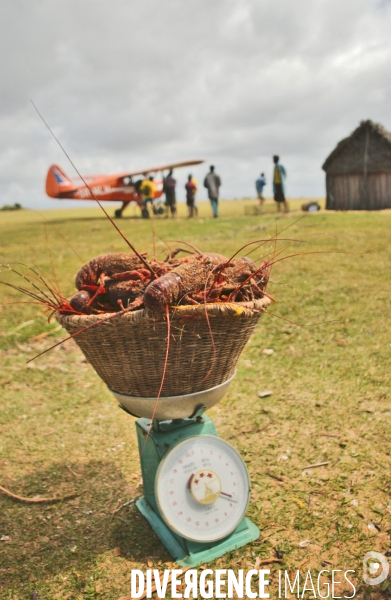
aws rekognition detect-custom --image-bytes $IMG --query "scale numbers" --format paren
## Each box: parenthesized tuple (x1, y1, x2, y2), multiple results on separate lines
(155, 435, 250, 542)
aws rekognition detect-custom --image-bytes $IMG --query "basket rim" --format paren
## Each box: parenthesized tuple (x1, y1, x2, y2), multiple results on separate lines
(56, 297, 271, 328)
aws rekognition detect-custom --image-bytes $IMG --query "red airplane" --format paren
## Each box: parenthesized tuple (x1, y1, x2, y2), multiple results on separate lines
(45, 159, 204, 218)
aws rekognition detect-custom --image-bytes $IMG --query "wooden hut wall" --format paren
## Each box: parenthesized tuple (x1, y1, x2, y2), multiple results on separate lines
(326, 173, 391, 210)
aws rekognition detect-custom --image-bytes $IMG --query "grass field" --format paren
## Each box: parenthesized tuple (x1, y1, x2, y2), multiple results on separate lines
(0, 200, 390, 599)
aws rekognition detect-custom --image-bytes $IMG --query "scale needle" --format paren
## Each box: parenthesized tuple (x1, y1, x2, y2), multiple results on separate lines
(220, 492, 239, 502)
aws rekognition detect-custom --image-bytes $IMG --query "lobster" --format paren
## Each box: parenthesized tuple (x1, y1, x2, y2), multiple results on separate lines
(68, 253, 151, 313)
(143, 252, 228, 312)
(74, 252, 149, 290)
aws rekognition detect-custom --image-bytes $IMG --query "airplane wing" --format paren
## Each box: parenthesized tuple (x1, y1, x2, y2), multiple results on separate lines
(46, 160, 206, 200)
(116, 159, 205, 178)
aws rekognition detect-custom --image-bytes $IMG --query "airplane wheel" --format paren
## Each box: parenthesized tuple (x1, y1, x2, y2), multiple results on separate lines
(141, 208, 150, 219)
(153, 201, 165, 216)
(114, 209, 122, 218)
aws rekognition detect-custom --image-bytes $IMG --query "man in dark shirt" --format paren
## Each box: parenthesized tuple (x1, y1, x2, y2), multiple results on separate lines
(163, 170, 177, 218)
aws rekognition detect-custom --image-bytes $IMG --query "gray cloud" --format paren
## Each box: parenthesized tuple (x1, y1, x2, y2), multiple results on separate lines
(0, 0, 390, 208)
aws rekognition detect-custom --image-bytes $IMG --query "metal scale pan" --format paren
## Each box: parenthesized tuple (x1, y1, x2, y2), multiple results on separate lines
(109, 371, 236, 421)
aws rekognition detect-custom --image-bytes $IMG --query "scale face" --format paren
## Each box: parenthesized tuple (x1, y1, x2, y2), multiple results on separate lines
(155, 435, 250, 543)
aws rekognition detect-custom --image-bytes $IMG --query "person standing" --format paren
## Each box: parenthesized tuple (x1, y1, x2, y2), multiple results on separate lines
(191, 176, 199, 216)
(203, 165, 221, 218)
(185, 174, 197, 218)
(255, 172, 267, 205)
(272, 155, 288, 212)
(163, 169, 177, 218)
(139, 175, 156, 217)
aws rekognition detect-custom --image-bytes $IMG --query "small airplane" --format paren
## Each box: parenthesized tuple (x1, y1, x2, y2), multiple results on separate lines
(45, 159, 204, 218)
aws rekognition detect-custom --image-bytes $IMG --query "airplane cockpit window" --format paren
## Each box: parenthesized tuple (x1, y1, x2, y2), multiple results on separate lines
(123, 176, 133, 185)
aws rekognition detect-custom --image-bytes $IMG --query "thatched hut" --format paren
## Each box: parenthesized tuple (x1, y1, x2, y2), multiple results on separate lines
(322, 120, 391, 210)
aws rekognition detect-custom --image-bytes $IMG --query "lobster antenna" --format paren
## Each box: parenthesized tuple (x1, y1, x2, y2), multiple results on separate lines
(31, 101, 157, 279)
(165, 240, 202, 255)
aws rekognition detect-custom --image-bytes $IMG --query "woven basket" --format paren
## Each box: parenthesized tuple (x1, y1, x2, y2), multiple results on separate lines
(56, 298, 270, 398)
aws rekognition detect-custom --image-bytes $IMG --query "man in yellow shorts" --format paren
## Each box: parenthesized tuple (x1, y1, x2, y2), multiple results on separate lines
(273, 155, 288, 213)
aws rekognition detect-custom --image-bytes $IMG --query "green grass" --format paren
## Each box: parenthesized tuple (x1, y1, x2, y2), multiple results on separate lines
(0, 201, 390, 599)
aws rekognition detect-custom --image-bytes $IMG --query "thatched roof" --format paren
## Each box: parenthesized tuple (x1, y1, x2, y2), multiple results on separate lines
(322, 120, 391, 174)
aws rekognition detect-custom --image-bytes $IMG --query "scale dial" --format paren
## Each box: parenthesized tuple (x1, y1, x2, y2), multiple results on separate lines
(155, 435, 250, 543)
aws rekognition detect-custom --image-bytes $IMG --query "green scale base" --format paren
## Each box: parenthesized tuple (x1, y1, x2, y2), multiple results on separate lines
(135, 415, 259, 568)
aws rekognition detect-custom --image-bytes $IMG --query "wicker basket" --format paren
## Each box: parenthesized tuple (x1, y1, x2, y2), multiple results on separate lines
(56, 298, 270, 398)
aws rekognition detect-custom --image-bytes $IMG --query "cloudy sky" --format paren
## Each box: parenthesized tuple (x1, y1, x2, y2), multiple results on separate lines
(1, 0, 390, 209)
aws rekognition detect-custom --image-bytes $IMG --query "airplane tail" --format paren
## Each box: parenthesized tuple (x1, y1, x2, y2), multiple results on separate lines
(45, 165, 75, 198)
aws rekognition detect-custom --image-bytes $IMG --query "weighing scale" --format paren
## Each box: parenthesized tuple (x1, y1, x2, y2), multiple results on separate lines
(111, 372, 259, 567)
